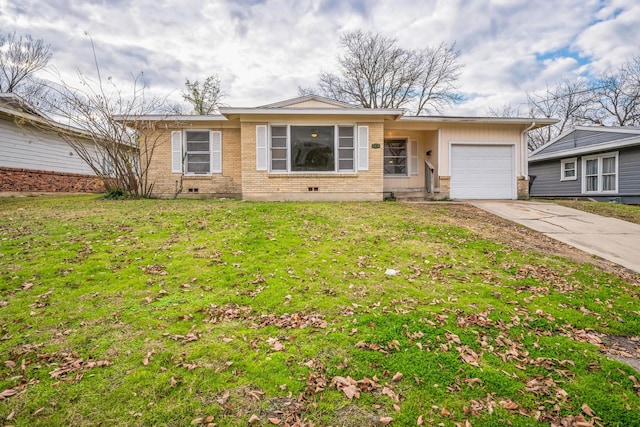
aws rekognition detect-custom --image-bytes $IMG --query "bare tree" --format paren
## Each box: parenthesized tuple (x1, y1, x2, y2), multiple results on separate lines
(0, 33, 52, 94)
(585, 59, 640, 126)
(182, 75, 225, 114)
(315, 31, 463, 114)
(486, 103, 523, 118)
(23, 36, 172, 197)
(413, 43, 464, 114)
(525, 78, 595, 150)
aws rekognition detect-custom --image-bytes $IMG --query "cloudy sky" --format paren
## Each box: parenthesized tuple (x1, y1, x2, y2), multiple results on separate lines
(1, 0, 639, 116)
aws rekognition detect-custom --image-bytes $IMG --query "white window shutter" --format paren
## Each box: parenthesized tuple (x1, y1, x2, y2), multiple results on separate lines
(211, 131, 222, 173)
(410, 139, 418, 176)
(357, 126, 369, 171)
(256, 125, 268, 171)
(171, 130, 182, 173)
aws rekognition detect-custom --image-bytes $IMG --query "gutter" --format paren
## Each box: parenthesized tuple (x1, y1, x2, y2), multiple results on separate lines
(521, 122, 536, 178)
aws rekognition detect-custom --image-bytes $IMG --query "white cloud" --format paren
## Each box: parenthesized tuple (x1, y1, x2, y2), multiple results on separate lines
(0, 0, 637, 116)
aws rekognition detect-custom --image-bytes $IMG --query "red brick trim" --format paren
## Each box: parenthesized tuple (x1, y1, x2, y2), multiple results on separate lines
(0, 167, 105, 193)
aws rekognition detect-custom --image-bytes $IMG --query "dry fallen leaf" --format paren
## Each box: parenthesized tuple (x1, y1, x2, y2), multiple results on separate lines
(216, 390, 230, 405)
(581, 403, 595, 417)
(342, 384, 359, 399)
(392, 372, 403, 382)
(379, 416, 393, 425)
(417, 415, 423, 425)
(0, 388, 17, 400)
(248, 414, 260, 424)
(499, 400, 518, 410)
(441, 407, 451, 416)
(268, 417, 281, 425)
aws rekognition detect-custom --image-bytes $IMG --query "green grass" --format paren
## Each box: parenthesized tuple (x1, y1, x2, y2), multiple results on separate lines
(1, 195, 640, 426)
(541, 198, 640, 224)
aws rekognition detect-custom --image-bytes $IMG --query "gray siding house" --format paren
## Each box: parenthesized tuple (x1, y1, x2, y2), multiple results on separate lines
(528, 126, 640, 204)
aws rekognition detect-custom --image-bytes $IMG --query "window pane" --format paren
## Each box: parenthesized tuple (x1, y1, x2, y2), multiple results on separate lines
(586, 159, 598, 175)
(586, 176, 598, 192)
(272, 159, 287, 170)
(290, 126, 335, 172)
(602, 157, 616, 174)
(564, 170, 575, 178)
(186, 141, 210, 152)
(272, 148, 287, 160)
(186, 131, 209, 142)
(384, 164, 407, 175)
(338, 126, 354, 137)
(272, 136, 287, 148)
(339, 159, 354, 170)
(384, 142, 407, 156)
(338, 148, 354, 160)
(603, 175, 616, 191)
(339, 137, 354, 148)
(272, 126, 287, 137)
(186, 154, 210, 173)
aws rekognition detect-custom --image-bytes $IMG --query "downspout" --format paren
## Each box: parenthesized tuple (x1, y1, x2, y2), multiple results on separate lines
(521, 122, 536, 179)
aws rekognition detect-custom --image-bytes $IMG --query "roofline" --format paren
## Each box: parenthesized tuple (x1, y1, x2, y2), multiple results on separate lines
(114, 114, 228, 123)
(529, 134, 640, 162)
(219, 107, 405, 118)
(258, 94, 359, 109)
(398, 116, 558, 127)
(0, 96, 123, 144)
(528, 125, 640, 158)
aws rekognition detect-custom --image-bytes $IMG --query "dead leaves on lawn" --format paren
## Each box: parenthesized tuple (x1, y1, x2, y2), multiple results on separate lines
(202, 304, 328, 330)
(0, 350, 112, 403)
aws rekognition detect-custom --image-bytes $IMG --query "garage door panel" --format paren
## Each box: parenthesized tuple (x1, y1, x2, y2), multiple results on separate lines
(450, 145, 515, 199)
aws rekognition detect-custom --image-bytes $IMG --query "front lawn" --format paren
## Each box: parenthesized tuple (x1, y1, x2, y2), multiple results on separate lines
(1, 196, 639, 426)
(541, 199, 640, 225)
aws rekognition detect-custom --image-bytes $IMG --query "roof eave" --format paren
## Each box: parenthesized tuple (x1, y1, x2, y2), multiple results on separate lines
(219, 107, 404, 120)
(398, 116, 558, 127)
(529, 136, 640, 162)
(114, 115, 228, 123)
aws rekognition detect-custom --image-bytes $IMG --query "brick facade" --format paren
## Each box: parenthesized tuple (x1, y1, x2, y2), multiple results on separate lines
(142, 126, 242, 199)
(240, 122, 385, 201)
(0, 167, 105, 193)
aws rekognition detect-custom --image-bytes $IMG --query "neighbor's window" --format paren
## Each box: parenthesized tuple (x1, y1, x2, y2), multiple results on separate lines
(560, 157, 577, 181)
(184, 130, 211, 174)
(384, 140, 407, 175)
(269, 125, 355, 173)
(582, 152, 618, 193)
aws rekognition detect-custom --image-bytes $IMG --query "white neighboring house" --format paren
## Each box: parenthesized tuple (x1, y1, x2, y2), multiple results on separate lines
(0, 93, 105, 193)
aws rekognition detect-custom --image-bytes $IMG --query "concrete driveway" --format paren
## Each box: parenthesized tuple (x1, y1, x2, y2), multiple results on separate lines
(470, 200, 640, 273)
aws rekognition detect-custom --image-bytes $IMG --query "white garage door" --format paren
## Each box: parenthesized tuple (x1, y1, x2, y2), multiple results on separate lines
(450, 144, 515, 199)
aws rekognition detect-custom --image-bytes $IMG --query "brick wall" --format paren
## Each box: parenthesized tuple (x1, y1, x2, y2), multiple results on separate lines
(0, 167, 105, 193)
(141, 126, 243, 199)
(240, 121, 385, 201)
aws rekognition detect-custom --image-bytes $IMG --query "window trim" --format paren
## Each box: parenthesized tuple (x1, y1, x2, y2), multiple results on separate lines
(581, 151, 619, 194)
(183, 129, 212, 176)
(268, 124, 357, 174)
(560, 157, 577, 181)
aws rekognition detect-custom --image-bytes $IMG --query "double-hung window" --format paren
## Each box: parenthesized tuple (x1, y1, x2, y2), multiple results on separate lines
(185, 130, 212, 174)
(268, 125, 356, 172)
(560, 158, 577, 181)
(582, 152, 618, 193)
